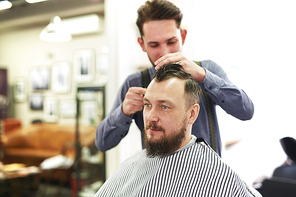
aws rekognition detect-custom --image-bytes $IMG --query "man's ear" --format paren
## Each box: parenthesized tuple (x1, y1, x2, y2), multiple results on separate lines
(181, 29, 187, 45)
(188, 104, 200, 125)
(138, 37, 146, 52)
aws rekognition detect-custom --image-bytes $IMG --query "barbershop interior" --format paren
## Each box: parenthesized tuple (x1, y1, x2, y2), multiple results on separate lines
(0, 0, 296, 196)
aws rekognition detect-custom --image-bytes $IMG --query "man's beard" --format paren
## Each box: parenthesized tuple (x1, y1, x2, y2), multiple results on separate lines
(144, 121, 187, 158)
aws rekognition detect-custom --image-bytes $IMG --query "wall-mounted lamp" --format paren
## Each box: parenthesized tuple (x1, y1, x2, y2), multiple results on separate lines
(26, 0, 47, 4)
(0, 0, 12, 10)
(40, 16, 72, 42)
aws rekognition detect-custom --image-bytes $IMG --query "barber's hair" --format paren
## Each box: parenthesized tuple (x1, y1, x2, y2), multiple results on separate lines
(136, 0, 183, 37)
(153, 63, 202, 108)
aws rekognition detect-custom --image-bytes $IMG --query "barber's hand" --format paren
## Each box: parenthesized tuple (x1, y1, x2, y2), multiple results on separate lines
(122, 87, 146, 117)
(154, 52, 206, 82)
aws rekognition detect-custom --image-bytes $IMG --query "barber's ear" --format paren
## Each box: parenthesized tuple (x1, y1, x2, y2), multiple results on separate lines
(181, 29, 187, 45)
(188, 104, 200, 125)
(138, 37, 146, 52)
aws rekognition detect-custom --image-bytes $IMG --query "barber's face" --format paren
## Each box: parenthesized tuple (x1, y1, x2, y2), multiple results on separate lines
(138, 19, 186, 66)
(143, 78, 191, 156)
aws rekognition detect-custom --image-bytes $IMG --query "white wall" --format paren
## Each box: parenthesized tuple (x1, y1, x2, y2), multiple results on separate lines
(192, 0, 296, 185)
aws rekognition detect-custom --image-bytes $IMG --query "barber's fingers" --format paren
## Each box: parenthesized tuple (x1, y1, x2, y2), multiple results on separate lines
(154, 52, 184, 70)
(128, 87, 146, 96)
(122, 87, 146, 116)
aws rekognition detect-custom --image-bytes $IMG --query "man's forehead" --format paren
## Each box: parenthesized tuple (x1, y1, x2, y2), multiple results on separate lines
(143, 19, 178, 26)
(142, 19, 179, 36)
(143, 95, 175, 107)
(145, 78, 185, 102)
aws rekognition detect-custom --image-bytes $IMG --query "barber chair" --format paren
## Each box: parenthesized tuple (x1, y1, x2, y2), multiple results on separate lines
(258, 137, 296, 197)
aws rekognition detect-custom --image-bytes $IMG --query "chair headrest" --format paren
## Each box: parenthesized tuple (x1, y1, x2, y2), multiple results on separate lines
(280, 137, 296, 162)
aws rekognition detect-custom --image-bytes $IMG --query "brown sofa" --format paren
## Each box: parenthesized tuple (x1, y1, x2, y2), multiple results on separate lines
(1, 119, 97, 183)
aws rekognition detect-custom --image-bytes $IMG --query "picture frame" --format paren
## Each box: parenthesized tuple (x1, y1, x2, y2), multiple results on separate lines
(43, 97, 58, 122)
(73, 49, 95, 82)
(77, 88, 105, 126)
(80, 100, 98, 125)
(29, 93, 43, 110)
(51, 61, 71, 93)
(59, 99, 77, 118)
(14, 77, 27, 102)
(30, 67, 50, 91)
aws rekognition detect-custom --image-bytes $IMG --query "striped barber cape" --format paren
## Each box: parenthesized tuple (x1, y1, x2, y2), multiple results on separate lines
(94, 136, 261, 197)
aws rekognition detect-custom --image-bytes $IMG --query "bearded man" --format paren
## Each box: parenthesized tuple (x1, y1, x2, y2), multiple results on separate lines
(94, 64, 261, 197)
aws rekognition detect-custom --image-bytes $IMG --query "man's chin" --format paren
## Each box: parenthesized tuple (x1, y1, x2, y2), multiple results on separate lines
(147, 138, 162, 145)
(147, 132, 164, 142)
(147, 56, 156, 67)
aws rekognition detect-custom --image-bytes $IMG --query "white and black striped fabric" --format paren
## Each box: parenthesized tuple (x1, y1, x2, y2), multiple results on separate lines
(94, 136, 261, 197)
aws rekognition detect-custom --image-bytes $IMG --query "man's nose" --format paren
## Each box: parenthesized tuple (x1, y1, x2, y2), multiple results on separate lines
(159, 44, 169, 57)
(146, 107, 159, 123)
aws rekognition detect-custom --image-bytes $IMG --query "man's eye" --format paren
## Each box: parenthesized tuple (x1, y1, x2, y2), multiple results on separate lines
(150, 44, 158, 48)
(167, 39, 177, 45)
(144, 103, 151, 107)
(162, 105, 169, 109)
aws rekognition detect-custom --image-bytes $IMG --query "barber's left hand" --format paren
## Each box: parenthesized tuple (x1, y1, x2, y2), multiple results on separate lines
(154, 52, 206, 82)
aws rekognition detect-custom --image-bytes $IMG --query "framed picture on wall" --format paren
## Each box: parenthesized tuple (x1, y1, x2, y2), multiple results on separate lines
(30, 67, 50, 91)
(51, 61, 71, 93)
(14, 77, 27, 102)
(43, 97, 58, 122)
(73, 49, 95, 83)
(80, 100, 98, 125)
(77, 88, 105, 126)
(59, 99, 77, 118)
(29, 93, 43, 110)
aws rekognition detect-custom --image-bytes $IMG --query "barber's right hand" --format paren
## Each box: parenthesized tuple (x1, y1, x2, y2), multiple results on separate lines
(122, 87, 146, 117)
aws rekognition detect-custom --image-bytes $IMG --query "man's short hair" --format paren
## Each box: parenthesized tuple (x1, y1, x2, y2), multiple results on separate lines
(153, 63, 202, 108)
(136, 0, 183, 37)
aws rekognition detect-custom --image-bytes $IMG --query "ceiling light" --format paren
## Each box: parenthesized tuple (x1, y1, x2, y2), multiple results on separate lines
(26, 0, 47, 4)
(61, 14, 101, 35)
(40, 16, 72, 42)
(0, 0, 12, 10)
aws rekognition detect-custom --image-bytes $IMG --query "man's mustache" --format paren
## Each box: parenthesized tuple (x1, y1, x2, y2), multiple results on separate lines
(145, 122, 165, 132)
